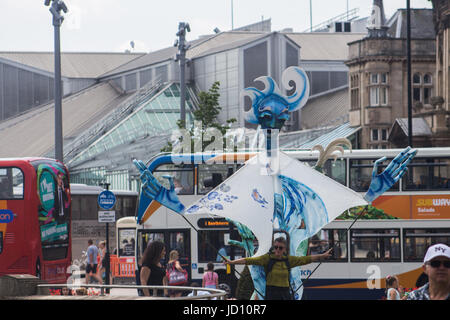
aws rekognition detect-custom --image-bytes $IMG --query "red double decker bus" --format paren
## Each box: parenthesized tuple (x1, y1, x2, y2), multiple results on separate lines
(0, 158, 71, 283)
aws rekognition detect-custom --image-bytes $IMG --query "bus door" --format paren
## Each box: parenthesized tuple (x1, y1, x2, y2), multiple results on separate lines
(0, 166, 26, 274)
(137, 229, 191, 279)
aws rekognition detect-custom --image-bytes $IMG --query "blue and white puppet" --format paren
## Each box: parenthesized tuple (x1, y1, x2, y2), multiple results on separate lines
(133, 66, 416, 300)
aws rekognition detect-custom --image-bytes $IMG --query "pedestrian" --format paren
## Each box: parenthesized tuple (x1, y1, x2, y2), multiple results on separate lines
(385, 275, 402, 300)
(224, 237, 332, 300)
(407, 243, 450, 300)
(97, 240, 106, 282)
(85, 239, 103, 285)
(140, 240, 167, 297)
(167, 249, 187, 297)
(202, 262, 219, 289)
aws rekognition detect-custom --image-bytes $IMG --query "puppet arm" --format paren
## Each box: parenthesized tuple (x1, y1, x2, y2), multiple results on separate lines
(133, 159, 185, 214)
(364, 146, 417, 203)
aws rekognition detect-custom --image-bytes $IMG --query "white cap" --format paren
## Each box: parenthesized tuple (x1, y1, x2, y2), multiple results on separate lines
(423, 243, 450, 263)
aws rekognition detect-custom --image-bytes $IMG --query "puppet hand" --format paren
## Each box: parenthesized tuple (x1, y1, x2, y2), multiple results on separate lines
(133, 159, 185, 213)
(364, 147, 416, 203)
(226, 219, 256, 255)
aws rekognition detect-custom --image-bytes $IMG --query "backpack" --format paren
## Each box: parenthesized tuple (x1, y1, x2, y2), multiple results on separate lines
(166, 262, 188, 286)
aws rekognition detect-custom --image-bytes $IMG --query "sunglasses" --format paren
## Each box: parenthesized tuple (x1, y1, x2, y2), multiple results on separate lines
(428, 260, 450, 268)
(273, 245, 285, 250)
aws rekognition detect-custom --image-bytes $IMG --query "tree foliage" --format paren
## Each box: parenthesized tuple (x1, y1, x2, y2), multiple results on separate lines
(161, 81, 236, 152)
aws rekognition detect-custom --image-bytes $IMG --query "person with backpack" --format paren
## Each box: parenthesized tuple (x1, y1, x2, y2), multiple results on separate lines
(224, 237, 332, 300)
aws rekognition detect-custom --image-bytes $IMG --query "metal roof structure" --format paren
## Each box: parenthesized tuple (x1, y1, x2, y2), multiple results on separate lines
(392, 118, 432, 137)
(0, 82, 131, 158)
(299, 122, 361, 149)
(100, 32, 269, 78)
(301, 86, 349, 130)
(0, 52, 144, 78)
(285, 33, 366, 61)
(386, 9, 435, 39)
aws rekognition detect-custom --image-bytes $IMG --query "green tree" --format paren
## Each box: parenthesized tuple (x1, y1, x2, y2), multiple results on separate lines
(161, 81, 236, 152)
(337, 205, 398, 220)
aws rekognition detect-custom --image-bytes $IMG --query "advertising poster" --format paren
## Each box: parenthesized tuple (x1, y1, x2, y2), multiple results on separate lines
(36, 163, 70, 254)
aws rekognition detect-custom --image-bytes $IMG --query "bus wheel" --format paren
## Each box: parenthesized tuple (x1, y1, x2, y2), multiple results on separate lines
(35, 260, 41, 279)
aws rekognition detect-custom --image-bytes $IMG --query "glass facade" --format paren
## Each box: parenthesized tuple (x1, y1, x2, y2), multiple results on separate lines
(69, 83, 194, 168)
(194, 49, 240, 125)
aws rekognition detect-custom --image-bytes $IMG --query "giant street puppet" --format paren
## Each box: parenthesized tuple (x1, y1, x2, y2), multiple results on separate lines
(133, 67, 416, 300)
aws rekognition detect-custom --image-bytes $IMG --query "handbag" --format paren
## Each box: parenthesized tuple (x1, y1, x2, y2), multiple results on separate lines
(166, 262, 188, 286)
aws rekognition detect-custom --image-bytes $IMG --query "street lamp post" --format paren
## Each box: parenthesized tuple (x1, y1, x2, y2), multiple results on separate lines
(45, 0, 68, 162)
(176, 22, 190, 127)
(406, 0, 413, 147)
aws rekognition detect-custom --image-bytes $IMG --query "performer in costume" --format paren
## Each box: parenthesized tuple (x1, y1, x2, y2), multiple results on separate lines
(133, 66, 416, 300)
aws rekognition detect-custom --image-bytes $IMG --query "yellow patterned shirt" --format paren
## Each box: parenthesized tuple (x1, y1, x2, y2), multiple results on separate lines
(245, 254, 312, 287)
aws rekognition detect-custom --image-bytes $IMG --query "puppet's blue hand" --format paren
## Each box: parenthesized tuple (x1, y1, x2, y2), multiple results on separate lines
(133, 159, 185, 214)
(364, 147, 417, 203)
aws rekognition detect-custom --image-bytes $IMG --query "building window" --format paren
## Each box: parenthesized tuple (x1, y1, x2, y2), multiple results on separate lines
(413, 73, 433, 105)
(371, 129, 379, 141)
(370, 128, 389, 148)
(350, 74, 360, 110)
(369, 73, 388, 106)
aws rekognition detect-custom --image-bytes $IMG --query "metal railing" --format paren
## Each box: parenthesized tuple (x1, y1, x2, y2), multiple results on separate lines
(36, 283, 227, 300)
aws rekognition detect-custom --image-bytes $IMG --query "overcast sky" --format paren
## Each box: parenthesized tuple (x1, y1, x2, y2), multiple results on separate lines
(0, 0, 433, 53)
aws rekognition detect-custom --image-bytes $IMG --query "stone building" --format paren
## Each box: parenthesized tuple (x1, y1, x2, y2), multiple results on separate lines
(346, 0, 450, 149)
(430, 0, 450, 144)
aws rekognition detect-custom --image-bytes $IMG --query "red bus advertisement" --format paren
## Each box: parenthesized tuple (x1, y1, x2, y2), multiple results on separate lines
(0, 158, 71, 283)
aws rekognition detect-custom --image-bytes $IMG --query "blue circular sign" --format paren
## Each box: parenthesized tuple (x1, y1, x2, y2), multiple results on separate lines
(98, 190, 116, 210)
(0, 209, 14, 223)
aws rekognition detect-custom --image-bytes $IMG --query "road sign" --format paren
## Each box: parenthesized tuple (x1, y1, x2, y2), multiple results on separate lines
(98, 190, 116, 210)
(98, 210, 116, 223)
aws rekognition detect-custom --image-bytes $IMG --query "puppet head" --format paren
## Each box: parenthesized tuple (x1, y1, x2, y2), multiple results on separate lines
(242, 67, 310, 130)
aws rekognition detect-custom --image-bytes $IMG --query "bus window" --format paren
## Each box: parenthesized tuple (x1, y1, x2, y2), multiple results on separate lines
(75, 195, 98, 220)
(168, 232, 188, 257)
(118, 228, 135, 257)
(0, 167, 24, 199)
(350, 159, 399, 192)
(115, 196, 138, 219)
(197, 230, 245, 263)
(198, 164, 241, 194)
(308, 229, 348, 261)
(153, 164, 194, 195)
(301, 159, 346, 186)
(137, 231, 164, 263)
(403, 157, 450, 190)
(350, 229, 401, 262)
(403, 228, 450, 262)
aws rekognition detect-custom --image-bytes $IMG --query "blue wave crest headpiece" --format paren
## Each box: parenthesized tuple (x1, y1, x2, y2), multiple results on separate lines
(242, 66, 310, 129)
